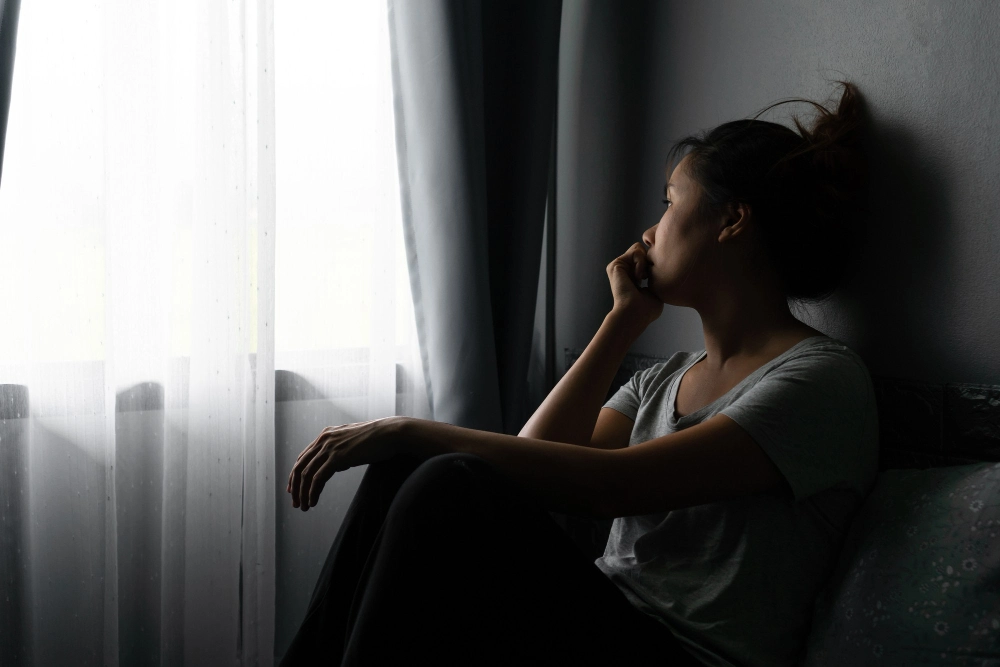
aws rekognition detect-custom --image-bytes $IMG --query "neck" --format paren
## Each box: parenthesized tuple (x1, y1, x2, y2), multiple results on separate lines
(692, 276, 807, 369)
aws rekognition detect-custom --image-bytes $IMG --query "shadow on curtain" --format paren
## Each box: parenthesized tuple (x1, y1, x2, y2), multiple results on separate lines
(387, 0, 562, 435)
(0, 0, 20, 185)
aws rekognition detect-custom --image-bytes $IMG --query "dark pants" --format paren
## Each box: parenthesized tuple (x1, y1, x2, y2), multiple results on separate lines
(280, 452, 702, 666)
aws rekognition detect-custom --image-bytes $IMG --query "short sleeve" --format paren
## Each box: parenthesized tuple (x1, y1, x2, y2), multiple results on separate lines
(603, 369, 645, 421)
(720, 348, 877, 502)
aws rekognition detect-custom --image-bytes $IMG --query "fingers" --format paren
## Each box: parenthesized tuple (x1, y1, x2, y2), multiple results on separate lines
(288, 437, 323, 509)
(288, 425, 346, 508)
(287, 423, 362, 511)
(288, 428, 329, 487)
(299, 445, 341, 510)
(307, 458, 337, 508)
(297, 447, 325, 510)
(299, 456, 315, 509)
(607, 242, 649, 284)
(626, 242, 649, 282)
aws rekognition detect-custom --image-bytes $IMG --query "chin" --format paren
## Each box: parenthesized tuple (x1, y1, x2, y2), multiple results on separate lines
(655, 282, 692, 308)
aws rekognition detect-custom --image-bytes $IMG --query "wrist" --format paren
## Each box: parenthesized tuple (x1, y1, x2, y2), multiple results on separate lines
(381, 415, 416, 453)
(606, 307, 648, 340)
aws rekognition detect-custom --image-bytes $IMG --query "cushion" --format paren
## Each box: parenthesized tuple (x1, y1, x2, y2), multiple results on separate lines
(803, 461, 1000, 666)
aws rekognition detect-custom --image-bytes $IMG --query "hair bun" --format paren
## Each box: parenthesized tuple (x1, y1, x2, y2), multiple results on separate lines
(664, 80, 871, 301)
(796, 83, 868, 203)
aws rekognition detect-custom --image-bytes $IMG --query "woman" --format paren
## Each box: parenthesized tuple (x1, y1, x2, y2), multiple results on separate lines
(281, 80, 878, 667)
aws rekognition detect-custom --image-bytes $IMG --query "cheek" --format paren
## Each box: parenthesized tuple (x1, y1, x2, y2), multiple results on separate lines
(654, 220, 703, 280)
(656, 222, 686, 263)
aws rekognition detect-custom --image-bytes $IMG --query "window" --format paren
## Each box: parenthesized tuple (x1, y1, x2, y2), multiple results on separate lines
(0, 1, 426, 661)
(274, 0, 428, 421)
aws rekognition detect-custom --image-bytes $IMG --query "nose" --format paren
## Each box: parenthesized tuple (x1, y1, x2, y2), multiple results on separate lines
(641, 224, 657, 248)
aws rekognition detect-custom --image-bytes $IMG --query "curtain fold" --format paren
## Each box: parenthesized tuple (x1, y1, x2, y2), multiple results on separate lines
(387, 0, 562, 434)
(0, 3, 23, 664)
(0, 0, 20, 184)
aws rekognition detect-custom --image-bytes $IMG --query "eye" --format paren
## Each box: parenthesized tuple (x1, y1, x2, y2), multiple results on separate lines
(661, 198, 672, 208)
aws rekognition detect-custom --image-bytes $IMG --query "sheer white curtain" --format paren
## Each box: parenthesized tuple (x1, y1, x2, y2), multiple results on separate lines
(0, 0, 425, 665)
(270, 1, 429, 659)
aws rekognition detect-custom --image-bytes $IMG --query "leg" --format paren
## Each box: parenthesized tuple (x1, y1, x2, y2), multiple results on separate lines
(280, 453, 425, 667)
(341, 453, 701, 666)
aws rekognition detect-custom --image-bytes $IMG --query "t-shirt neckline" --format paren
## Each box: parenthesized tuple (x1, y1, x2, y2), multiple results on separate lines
(668, 334, 831, 426)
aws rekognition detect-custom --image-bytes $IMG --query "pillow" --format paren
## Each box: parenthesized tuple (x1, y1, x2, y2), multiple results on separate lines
(803, 461, 1000, 666)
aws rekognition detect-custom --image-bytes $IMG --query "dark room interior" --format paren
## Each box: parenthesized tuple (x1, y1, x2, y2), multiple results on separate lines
(0, 1, 998, 665)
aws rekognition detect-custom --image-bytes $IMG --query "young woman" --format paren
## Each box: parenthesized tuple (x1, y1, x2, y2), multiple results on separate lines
(281, 81, 878, 667)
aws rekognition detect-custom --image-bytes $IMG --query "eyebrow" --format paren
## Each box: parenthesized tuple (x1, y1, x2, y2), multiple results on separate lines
(663, 182, 675, 197)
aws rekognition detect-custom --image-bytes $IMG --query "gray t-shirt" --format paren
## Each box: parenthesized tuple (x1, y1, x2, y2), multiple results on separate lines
(595, 335, 879, 667)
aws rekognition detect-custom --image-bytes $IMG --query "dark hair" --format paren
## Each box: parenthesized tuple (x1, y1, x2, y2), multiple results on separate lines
(665, 80, 870, 301)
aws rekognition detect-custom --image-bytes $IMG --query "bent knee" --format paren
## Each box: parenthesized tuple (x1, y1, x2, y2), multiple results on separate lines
(387, 453, 500, 520)
(411, 452, 495, 487)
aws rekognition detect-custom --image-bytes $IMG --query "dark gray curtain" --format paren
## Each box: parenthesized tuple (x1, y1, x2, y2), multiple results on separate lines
(387, 0, 562, 434)
(0, 0, 20, 185)
(0, 2, 22, 665)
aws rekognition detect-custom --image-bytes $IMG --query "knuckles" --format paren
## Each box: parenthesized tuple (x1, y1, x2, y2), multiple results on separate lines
(607, 243, 648, 275)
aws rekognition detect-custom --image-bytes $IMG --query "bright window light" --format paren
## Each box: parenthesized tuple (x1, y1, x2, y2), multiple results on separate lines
(274, 0, 414, 356)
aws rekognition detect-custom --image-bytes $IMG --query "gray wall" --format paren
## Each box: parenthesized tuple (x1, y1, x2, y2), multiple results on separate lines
(555, 0, 1000, 386)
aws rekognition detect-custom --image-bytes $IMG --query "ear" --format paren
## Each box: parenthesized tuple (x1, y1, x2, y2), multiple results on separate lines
(717, 202, 752, 243)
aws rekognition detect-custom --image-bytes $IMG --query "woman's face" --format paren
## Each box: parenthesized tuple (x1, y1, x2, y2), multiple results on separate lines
(641, 154, 720, 306)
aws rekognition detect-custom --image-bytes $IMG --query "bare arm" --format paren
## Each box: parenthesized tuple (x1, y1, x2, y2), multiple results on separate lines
(518, 309, 643, 445)
(400, 413, 786, 519)
(519, 241, 663, 445)
(589, 407, 636, 450)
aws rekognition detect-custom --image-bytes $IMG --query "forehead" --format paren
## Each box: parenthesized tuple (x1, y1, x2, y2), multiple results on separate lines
(665, 154, 692, 190)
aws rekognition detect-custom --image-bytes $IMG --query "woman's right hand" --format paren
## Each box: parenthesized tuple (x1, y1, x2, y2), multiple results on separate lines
(606, 242, 664, 331)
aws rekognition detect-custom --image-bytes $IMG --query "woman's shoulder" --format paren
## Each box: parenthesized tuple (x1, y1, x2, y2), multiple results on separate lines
(642, 350, 703, 379)
(781, 333, 870, 368)
(763, 334, 876, 401)
(628, 350, 702, 394)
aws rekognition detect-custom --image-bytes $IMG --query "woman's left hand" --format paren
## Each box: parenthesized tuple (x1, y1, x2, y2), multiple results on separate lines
(287, 416, 409, 511)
